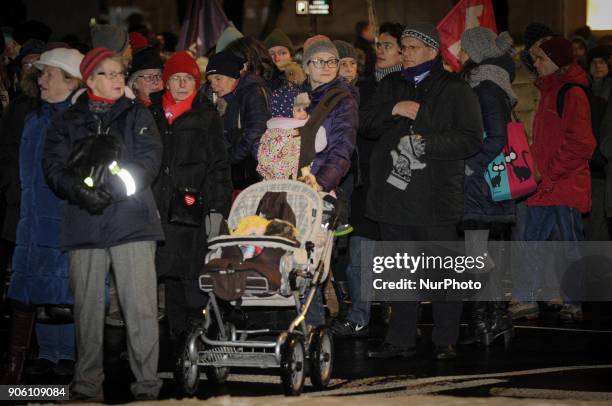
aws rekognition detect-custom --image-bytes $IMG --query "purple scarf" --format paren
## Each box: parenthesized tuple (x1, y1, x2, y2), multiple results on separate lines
(401, 58, 437, 83)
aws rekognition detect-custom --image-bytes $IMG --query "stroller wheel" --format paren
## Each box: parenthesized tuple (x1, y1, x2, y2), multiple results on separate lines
(309, 327, 334, 389)
(280, 334, 306, 396)
(175, 328, 202, 397)
(204, 322, 233, 385)
(205, 365, 230, 385)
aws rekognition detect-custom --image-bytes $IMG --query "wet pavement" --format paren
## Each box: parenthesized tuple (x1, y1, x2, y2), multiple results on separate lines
(3, 301, 611, 403)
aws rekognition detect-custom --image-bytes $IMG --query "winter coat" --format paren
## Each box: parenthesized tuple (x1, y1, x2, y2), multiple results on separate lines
(0, 94, 40, 242)
(219, 72, 270, 189)
(304, 77, 359, 192)
(527, 64, 596, 213)
(43, 93, 164, 250)
(150, 91, 232, 280)
(353, 68, 404, 238)
(361, 57, 483, 226)
(590, 76, 612, 101)
(220, 72, 271, 163)
(8, 99, 73, 305)
(463, 59, 516, 224)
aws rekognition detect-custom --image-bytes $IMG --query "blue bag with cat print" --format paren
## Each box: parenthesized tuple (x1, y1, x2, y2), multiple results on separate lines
(484, 119, 536, 202)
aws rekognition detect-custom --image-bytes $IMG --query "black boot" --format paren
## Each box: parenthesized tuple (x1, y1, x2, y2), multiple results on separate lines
(0, 302, 35, 384)
(333, 280, 351, 318)
(486, 301, 514, 348)
(461, 301, 490, 345)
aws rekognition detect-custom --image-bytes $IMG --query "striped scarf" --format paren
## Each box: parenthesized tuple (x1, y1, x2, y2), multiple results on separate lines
(374, 64, 403, 82)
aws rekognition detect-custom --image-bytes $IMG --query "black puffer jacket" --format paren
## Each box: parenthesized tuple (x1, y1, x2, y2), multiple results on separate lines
(220, 72, 271, 163)
(463, 57, 516, 224)
(219, 72, 270, 189)
(43, 93, 164, 250)
(150, 91, 232, 279)
(361, 58, 483, 226)
(0, 94, 40, 241)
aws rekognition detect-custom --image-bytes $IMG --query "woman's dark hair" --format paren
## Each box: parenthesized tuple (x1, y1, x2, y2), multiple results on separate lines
(379, 22, 404, 45)
(224, 36, 280, 82)
(460, 59, 479, 81)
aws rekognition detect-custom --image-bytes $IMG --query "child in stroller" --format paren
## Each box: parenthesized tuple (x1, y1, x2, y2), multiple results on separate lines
(175, 180, 337, 396)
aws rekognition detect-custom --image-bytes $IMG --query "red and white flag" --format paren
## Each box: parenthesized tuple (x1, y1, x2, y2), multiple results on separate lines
(437, 0, 497, 71)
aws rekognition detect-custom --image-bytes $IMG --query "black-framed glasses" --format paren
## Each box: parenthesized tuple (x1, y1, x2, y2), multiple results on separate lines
(97, 71, 127, 80)
(308, 58, 339, 69)
(138, 73, 162, 83)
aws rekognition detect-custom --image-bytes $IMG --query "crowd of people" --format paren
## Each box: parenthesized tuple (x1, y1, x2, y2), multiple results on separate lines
(0, 15, 611, 401)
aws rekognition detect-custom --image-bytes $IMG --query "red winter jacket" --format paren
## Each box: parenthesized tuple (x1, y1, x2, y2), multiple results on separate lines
(527, 64, 596, 213)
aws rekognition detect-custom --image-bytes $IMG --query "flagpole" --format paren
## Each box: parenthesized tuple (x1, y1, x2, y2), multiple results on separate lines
(310, 14, 318, 36)
(367, 0, 379, 39)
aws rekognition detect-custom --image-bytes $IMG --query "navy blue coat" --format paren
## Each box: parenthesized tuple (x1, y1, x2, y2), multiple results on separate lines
(306, 77, 359, 192)
(8, 99, 73, 305)
(220, 72, 271, 163)
(265, 76, 358, 191)
(0, 94, 40, 242)
(43, 94, 164, 250)
(464, 79, 516, 224)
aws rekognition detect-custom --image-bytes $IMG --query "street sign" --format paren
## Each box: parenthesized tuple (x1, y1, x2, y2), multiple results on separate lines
(296, 0, 332, 16)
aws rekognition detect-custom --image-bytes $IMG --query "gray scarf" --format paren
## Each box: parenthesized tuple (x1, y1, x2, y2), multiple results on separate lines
(375, 64, 403, 82)
(467, 64, 517, 106)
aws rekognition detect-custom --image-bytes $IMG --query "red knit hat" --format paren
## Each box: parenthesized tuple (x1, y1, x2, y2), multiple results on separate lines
(129, 32, 149, 53)
(163, 51, 201, 89)
(80, 47, 116, 82)
(540, 36, 574, 69)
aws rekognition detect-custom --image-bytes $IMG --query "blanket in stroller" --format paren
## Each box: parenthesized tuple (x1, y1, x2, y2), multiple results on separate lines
(202, 191, 299, 301)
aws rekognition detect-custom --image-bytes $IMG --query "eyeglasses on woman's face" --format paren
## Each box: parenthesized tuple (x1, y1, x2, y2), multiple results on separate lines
(308, 58, 339, 69)
(169, 74, 196, 84)
(97, 71, 127, 81)
(138, 73, 162, 83)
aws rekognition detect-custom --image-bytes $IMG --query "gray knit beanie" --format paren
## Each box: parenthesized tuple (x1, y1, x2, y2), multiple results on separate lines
(91, 24, 129, 53)
(333, 40, 357, 60)
(402, 23, 440, 49)
(461, 27, 514, 63)
(302, 39, 339, 69)
(216, 25, 244, 53)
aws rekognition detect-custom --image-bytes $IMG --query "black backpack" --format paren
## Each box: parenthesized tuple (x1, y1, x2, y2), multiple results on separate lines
(556, 84, 608, 171)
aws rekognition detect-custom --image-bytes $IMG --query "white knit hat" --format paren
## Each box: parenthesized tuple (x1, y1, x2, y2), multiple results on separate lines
(34, 48, 84, 79)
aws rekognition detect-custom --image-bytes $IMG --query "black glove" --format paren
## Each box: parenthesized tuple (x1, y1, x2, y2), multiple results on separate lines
(72, 184, 113, 215)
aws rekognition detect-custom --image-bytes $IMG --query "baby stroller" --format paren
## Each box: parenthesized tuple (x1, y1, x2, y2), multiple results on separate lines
(176, 180, 336, 396)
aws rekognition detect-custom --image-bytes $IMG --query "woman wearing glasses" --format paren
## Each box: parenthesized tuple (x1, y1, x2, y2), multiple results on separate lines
(127, 46, 164, 107)
(298, 37, 359, 328)
(42, 47, 164, 401)
(300, 37, 358, 193)
(149, 51, 232, 341)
